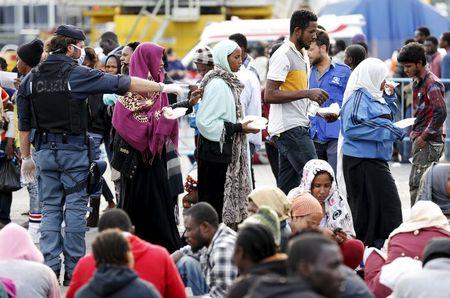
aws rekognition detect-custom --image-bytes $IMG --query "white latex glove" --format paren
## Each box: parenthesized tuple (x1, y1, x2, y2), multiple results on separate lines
(161, 83, 184, 98)
(21, 157, 36, 183)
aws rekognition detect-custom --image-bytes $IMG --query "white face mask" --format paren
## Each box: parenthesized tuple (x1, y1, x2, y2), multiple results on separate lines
(71, 44, 86, 65)
(77, 48, 86, 65)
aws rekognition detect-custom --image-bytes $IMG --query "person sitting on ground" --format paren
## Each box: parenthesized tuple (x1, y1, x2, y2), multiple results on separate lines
(392, 237, 450, 298)
(75, 229, 160, 298)
(0, 223, 60, 298)
(288, 159, 355, 238)
(241, 206, 283, 251)
(344, 44, 367, 70)
(171, 202, 237, 298)
(248, 233, 344, 298)
(364, 201, 450, 297)
(417, 162, 450, 219)
(290, 193, 364, 270)
(67, 209, 185, 298)
(290, 192, 324, 234)
(247, 186, 292, 252)
(227, 224, 287, 298)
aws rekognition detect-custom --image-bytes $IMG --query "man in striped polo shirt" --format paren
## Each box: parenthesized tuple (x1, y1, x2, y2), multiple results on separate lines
(265, 9, 329, 194)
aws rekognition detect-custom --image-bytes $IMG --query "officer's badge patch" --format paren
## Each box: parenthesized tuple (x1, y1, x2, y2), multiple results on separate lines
(331, 76, 341, 85)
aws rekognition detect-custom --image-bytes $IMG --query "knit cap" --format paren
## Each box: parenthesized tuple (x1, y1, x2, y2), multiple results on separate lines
(17, 39, 44, 68)
(241, 206, 281, 246)
(193, 46, 214, 66)
(290, 193, 324, 217)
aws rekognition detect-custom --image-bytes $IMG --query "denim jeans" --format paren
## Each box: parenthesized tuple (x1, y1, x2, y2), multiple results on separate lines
(275, 126, 317, 194)
(177, 256, 209, 296)
(26, 149, 42, 221)
(36, 141, 90, 274)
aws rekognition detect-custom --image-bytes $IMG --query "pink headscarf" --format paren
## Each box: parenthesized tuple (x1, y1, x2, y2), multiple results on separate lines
(112, 42, 178, 155)
(0, 223, 44, 263)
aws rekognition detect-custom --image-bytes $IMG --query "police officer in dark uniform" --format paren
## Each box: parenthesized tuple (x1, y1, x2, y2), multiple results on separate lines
(16, 25, 183, 285)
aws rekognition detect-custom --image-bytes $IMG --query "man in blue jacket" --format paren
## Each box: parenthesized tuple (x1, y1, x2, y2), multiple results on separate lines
(308, 30, 351, 173)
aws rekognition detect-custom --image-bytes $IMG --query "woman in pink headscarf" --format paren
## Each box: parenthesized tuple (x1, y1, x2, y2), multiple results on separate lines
(111, 42, 200, 252)
(0, 223, 60, 297)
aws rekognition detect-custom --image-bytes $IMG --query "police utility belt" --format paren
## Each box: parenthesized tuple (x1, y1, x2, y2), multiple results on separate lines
(32, 131, 106, 195)
(32, 131, 89, 151)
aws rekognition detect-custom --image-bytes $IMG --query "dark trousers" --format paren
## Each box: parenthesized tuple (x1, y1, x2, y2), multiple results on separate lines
(275, 126, 317, 194)
(343, 155, 402, 248)
(314, 139, 338, 174)
(249, 143, 256, 189)
(197, 158, 228, 222)
(265, 141, 279, 183)
(0, 191, 12, 224)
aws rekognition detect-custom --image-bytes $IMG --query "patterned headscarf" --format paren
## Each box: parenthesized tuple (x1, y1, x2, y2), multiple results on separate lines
(288, 159, 356, 236)
(112, 42, 178, 156)
(200, 40, 250, 226)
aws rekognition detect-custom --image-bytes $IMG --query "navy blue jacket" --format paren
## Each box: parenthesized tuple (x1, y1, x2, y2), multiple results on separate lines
(17, 54, 131, 131)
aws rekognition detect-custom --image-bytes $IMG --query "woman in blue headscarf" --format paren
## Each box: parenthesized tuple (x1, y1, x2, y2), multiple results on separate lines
(196, 40, 258, 227)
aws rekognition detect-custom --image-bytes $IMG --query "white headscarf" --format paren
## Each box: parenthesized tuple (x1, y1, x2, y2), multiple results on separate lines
(287, 159, 356, 237)
(336, 58, 389, 201)
(387, 201, 450, 244)
(342, 57, 389, 104)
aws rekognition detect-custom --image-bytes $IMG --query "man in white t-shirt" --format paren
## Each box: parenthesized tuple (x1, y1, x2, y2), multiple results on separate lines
(265, 10, 329, 194)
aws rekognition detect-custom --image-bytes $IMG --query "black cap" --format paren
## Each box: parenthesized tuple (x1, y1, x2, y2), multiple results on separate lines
(55, 25, 86, 41)
(422, 238, 450, 265)
(17, 39, 44, 67)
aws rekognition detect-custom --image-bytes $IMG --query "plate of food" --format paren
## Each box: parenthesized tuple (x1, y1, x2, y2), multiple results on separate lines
(241, 115, 268, 130)
(317, 103, 340, 118)
(163, 107, 188, 120)
(394, 117, 416, 129)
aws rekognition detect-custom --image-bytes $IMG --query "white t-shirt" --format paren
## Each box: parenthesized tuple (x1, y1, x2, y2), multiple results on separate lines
(267, 41, 312, 136)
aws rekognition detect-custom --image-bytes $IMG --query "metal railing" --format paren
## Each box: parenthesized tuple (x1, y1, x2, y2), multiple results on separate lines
(389, 77, 450, 120)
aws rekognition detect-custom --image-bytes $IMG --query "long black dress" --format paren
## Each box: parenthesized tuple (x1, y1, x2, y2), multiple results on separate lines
(343, 155, 402, 248)
(118, 147, 182, 253)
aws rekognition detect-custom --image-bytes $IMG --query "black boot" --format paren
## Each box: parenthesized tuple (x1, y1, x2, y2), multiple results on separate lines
(86, 196, 100, 228)
(63, 271, 72, 287)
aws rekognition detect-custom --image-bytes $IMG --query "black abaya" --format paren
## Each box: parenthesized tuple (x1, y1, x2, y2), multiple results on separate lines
(343, 155, 402, 248)
(120, 151, 182, 253)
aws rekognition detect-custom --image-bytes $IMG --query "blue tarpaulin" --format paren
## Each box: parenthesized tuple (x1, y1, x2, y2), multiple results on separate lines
(320, 0, 450, 60)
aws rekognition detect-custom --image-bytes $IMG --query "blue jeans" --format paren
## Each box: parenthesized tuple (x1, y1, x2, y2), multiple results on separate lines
(36, 138, 90, 275)
(275, 126, 317, 194)
(177, 256, 209, 296)
(26, 149, 42, 221)
(314, 139, 338, 174)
